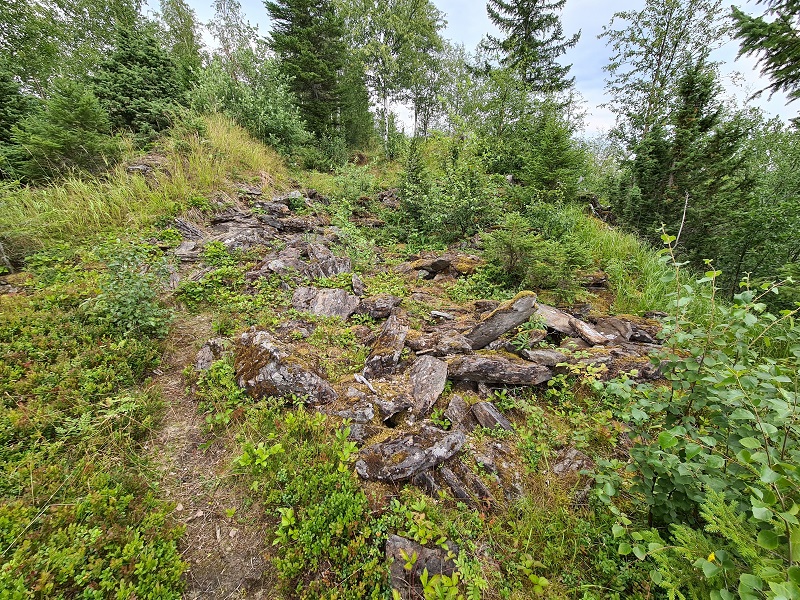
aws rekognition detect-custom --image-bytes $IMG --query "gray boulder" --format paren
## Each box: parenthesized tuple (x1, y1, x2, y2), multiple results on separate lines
(465, 291, 538, 350)
(472, 402, 513, 431)
(409, 355, 448, 416)
(292, 286, 360, 319)
(355, 426, 465, 482)
(357, 294, 403, 319)
(448, 355, 552, 386)
(235, 329, 337, 404)
(363, 314, 408, 379)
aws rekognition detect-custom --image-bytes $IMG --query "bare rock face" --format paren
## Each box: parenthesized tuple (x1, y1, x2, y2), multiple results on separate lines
(405, 330, 473, 357)
(535, 303, 576, 336)
(569, 317, 610, 346)
(519, 348, 568, 367)
(386, 535, 457, 600)
(355, 426, 466, 482)
(448, 354, 552, 386)
(443, 395, 474, 431)
(465, 291, 539, 350)
(471, 402, 513, 431)
(363, 314, 408, 379)
(552, 447, 594, 476)
(235, 329, 337, 404)
(409, 355, 448, 416)
(195, 338, 228, 371)
(357, 294, 403, 319)
(292, 287, 361, 319)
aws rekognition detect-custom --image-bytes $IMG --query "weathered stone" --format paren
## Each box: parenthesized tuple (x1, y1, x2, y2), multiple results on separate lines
(174, 240, 202, 262)
(195, 338, 227, 371)
(357, 294, 402, 319)
(448, 355, 552, 386)
(535, 303, 576, 336)
(592, 317, 634, 343)
(409, 355, 448, 416)
(519, 348, 568, 367)
(443, 395, 473, 431)
(355, 426, 466, 481)
(630, 328, 658, 344)
(292, 286, 360, 319)
(351, 273, 365, 297)
(569, 317, 609, 346)
(471, 402, 513, 431)
(439, 466, 473, 504)
(173, 218, 205, 240)
(333, 401, 375, 423)
(363, 314, 408, 379)
(430, 310, 455, 321)
(374, 395, 413, 424)
(465, 291, 538, 350)
(386, 535, 457, 600)
(406, 331, 472, 357)
(346, 423, 383, 445)
(235, 329, 337, 404)
(552, 447, 594, 476)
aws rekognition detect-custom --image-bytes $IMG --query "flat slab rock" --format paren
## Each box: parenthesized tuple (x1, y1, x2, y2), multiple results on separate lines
(466, 291, 538, 350)
(355, 426, 466, 482)
(235, 329, 337, 404)
(471, 402, 513, 431)
(292, 286, 360, 319)
(363, 314, 408, 379)
(409, 355, 448, 416)
(448, 354, 552, 386)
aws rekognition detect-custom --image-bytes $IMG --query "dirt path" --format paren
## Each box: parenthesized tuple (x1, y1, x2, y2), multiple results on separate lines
(144, 315, 278, 599)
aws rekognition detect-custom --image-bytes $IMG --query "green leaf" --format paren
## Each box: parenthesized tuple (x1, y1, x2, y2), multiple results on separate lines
(757, 529, 779, 550)
(788, 566, 800, 586)
(650, 569, 663, 584)
(612, 524, 625, 538)
(730, 408, 755, 420)
(695, 559, 722, 578)
(761, 465, 781, 484)
(752, 506, 773, 521)
(658, 431, 679, 449)
(618, 542, 632, 556)
(740, 437, 762, 449)
(740, 573, 763, 591)
(633, 545, 647, 560)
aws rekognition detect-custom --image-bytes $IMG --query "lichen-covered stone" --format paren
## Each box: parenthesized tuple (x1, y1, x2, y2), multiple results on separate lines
(355, 426, 465, 481)
(409, 355, 448, 416)
(235, 329, 337, 404)
(465, 291, 538, 350)
(448, 354, 552, 386)
(292, 286, 360, 319)
(363, 314, 408, 379)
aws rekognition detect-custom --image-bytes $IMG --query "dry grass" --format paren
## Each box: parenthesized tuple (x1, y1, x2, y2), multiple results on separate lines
(0, 114, 287, 264)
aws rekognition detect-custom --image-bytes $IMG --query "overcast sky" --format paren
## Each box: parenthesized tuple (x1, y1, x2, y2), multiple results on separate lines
(174, 0, 796, 134)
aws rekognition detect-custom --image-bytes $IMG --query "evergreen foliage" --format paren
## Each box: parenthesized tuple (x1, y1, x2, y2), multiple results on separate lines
(600, 0, 729, 147)
(482, 0, 580, 93)
(10, 79, 119, 181)
(265, 0, 345, 138)
(732, 0, 800, 103)
(613, 61, 753, 290)
(93, 23, 185, 137)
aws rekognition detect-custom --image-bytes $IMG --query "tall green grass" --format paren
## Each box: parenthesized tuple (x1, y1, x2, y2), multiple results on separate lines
(0, 114, 287, 265)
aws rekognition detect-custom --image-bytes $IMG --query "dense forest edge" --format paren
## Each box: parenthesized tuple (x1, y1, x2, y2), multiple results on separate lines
(1, 0, 800, 599)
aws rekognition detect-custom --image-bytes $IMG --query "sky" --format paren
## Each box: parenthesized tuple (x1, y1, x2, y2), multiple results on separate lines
(171, 0, 797, 135)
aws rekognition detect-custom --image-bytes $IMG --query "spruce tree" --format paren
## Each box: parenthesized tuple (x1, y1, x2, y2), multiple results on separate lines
(732, 0, 800, 102)
(482, 0, 580, 93)
(92, 23, 184, 137)
(11, 79, 119, 181)
(264, 0, 345, 138)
